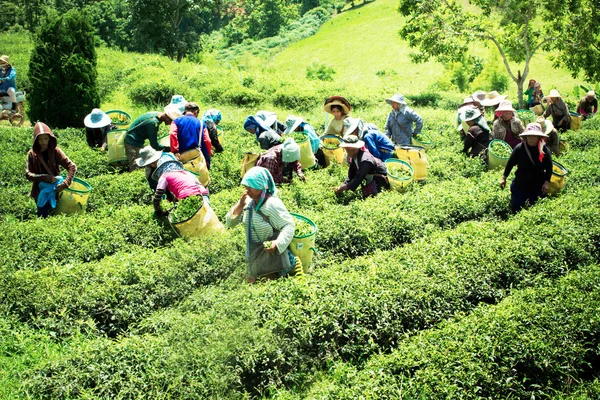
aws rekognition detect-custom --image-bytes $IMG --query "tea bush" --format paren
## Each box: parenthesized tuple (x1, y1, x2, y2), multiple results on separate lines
(304, 264, 600, 399)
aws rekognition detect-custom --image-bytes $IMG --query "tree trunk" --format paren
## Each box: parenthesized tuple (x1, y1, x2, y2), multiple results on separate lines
(516, 78, 525, 110)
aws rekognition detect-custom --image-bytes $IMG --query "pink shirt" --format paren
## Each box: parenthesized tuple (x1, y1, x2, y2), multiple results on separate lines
(156, 170, 208, 200)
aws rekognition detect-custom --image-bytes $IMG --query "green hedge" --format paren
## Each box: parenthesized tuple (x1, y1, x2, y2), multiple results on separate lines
(20, 187, 600, 397)
(303, 264, 600, 399)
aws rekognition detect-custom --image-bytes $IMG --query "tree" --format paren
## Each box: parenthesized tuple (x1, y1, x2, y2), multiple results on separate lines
(397, 0, 600, 108)
(28, 10, 100, 128)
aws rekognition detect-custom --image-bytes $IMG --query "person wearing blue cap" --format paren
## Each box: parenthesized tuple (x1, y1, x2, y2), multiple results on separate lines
(226, 167, 298, 283)
(203, 109, 224, 153)
(384, 93, 423, 146)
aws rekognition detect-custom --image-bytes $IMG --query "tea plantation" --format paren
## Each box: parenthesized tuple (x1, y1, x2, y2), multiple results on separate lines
(1, 109, 600, 397)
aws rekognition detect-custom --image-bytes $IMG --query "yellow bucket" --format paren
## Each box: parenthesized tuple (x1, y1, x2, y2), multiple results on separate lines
(488, 139, 512, 170)
(241, 152, 261, 178)
(169, 199, 225, 238)
(517, 110, 535, 125)
(183, 151, 210, 187)
(106, 129, 128, 166)
(411, 132, 434, 149)
(395, 145, 428, 182)
(289, 213, 317, 274)
(217, 126, 224, 146)
(529, 104, 544, 116)
(158, 134, 170, 149)
(385, 158, 414, 191)
(289, 132, 316, 169)
(320, 134, 345, 166)
(548, 161, 568, 195)
(54, 177, 92, 215)
(569, 112, 582, 131)
(105, 110, 132, 129)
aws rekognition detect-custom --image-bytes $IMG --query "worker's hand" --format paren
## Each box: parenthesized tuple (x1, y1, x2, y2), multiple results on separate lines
(334, 184, 346, 195)
(264, 240, 278, 254)
(542, 181, 550, 195)
(231, 192, 247, 217)
(299, 174, 307, 182)
(56, 183, 66, 193)
(499, 176, 507, 190)
(174, 152, 182, 161)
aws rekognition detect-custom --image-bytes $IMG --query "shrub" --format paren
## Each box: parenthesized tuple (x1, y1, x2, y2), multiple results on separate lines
(128, 79, 184, 106)
(306, 60, 335, 81)
(27, 10, 100, 128)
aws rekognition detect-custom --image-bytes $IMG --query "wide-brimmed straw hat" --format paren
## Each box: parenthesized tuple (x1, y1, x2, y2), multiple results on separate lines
(164, 103, 183, 120)
(0, 55, 9, 66)
(545, 89, 561, 98)
(481, 91, 508, 106)
(520, 123, 549, 138)
(536, 117, 554, 136)
(339, 135, 365, 149)
(495, 100, 516, 113)
(587, 90, 596, 99)
(135, 146, 163, 167)
(385, 93, 407, 106)
(323, 96, 351, 115)
(459, 107, 481, 122)
(256, 110, 278, 128)
(471, 91, 487, 103)
(84, 108, 112, 129)
(284, 115, 304, 134)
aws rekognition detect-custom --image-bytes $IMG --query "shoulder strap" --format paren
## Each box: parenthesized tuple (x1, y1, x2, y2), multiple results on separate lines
(38, 155, 54, 176)
(522, 144, 542, 169)
(393, 112, 412, 139)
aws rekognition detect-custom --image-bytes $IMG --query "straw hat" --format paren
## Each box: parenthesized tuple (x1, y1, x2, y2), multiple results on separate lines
(546, 89, 561, 98)
(0, 55, 9, 66)
(323, 96, 351, 115)
(256, 110, 278, 128)
(281, 137, 301, 162)
(536, 116, 554, 136)
(339, 135, 365, 149)
(520, 123, 548, 138)
(135, 146, 163, 167)
(284, 115, 304, 134)
(471, 91, 487, 103)
(480, 91, 508, 106)
(459, 107, 481, 122)
(587, 90, 596, 99)
(84, 108, 112, 129)
(385, 93, 407, 106)
(164, 103, 183, 120)
(495, 100, 516, 113)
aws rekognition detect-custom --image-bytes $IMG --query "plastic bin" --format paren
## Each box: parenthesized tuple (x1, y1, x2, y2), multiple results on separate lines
(106, 129, 128, 166)
(169, 197, 225, 238)
(320, 134, 345, 166)
(290, 132, 316, 169)
(395, 145, 428, 181)
(569, 111, 582, 131)
(183, 151, 210, 187)
(411, 132, 434, 149)
(547, 161, 568, 195)
(105, 110, 132, 128)
(517, 109, 536, 125)
(54, 177, 92, 215)
(385, 158, 414, 191)
(289, 213, 317, 274)
(488, 139, 512, 170)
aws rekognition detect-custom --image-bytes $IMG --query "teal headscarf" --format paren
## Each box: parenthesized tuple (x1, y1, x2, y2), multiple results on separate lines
(241, 167, 277, 210)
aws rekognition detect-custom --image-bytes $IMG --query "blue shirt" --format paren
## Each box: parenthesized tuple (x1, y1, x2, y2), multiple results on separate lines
(0, 66, 17, 92)
(362, 128, 396, 161)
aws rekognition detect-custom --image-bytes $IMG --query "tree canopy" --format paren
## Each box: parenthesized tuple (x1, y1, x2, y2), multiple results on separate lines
(397, 0, 600, 107)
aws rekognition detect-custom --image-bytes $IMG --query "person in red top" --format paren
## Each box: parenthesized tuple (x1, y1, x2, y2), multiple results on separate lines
(256, 138, 305, 184)
(25, 122, 77, 217)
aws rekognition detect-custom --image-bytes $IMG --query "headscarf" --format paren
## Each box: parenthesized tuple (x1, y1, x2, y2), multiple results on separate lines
(151, 158, 184, 181)
(203, 109, 222, 124)
(243, 116, 270, 138)
(241, 167, 277, 210)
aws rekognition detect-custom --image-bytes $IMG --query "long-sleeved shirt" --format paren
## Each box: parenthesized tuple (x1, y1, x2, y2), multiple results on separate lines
(493, 117, 525, 149)
(463, 125, 491, 157)
(503, 142, 552, 189)
(169, 114, 212, 168)
(344, 149, 387, 191)
(204, 119, 223, 153)
(125, 112, 169, 150)
(0, 66, 16, 92)
(543, 99, 570, 127)
(362, 129, 396, 162)
(324, 117, 346, 136)
(576, 97, 598, 118)
(153, 170, 208, 212)
(226, 195, 295, 255)
(385, 106, 423, 145)
(255, 144, 304, 184)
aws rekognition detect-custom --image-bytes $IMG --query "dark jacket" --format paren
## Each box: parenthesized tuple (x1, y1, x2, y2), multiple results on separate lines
(503, 142, 552, 190)
(463, 125, 491, 157)
(344, 149, 388, 191)
(25, 123, 77, 200)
